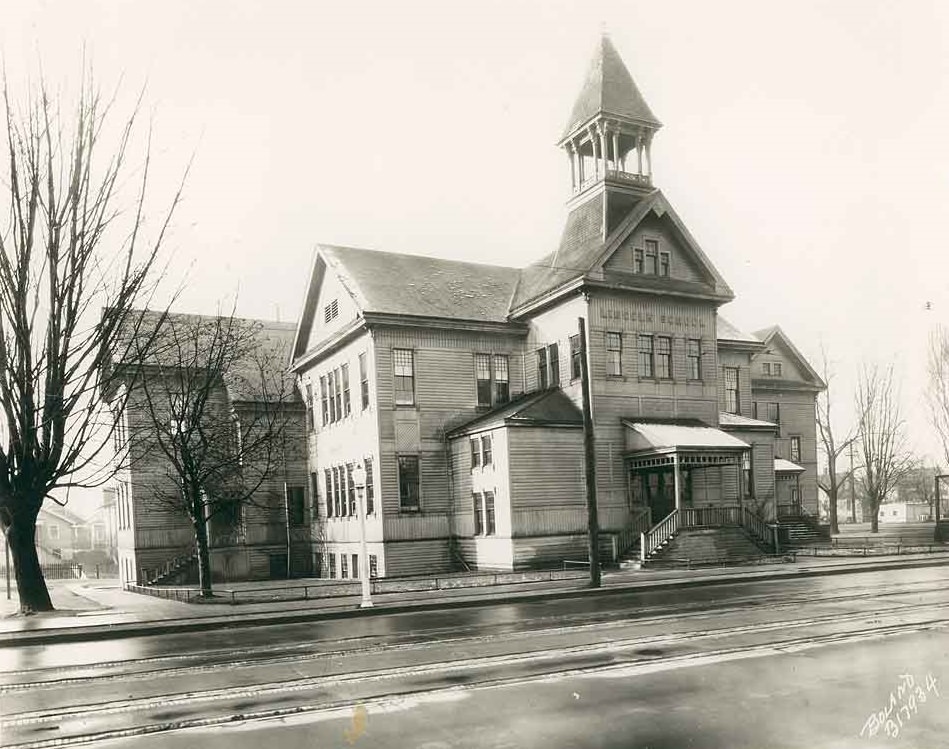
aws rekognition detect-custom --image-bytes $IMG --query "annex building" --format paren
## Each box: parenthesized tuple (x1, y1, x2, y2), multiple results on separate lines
(289, 36, 826, 578)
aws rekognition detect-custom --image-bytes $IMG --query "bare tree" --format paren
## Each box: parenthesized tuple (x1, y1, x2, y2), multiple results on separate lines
(927, 326, 949, 473)
(815, 348, 855, 535)
(118, 310, 302, 598)
(855, 364, 913, 533)
(0, 73, 182, 613)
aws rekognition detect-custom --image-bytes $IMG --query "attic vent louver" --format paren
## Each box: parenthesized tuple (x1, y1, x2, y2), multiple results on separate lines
(324, 299, 339, 324)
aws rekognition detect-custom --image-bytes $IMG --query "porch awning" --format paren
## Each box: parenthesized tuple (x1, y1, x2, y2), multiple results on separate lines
(774, 458, 805, 474)
(622, 419, 750, 469)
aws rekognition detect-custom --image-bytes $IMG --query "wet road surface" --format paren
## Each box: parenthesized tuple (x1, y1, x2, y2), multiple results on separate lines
(2, 565, 949, 747)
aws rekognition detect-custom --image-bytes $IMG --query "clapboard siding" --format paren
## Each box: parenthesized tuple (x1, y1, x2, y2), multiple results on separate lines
(456, 537, 514, 571)
(717, 349, 754, 419)
(384, 539, 452, 577)
(507, 427, 585, 514)
(603, 214, 709, 284)
(751, 390, 819, 511)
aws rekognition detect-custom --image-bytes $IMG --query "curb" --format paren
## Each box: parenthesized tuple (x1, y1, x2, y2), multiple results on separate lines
(1, 554, 946, 647)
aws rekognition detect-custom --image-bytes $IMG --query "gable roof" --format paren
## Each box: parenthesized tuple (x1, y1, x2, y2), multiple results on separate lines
(753, 325, 826, 389)
(716, 315, 762, 344)
(447, 388, 583, 437)
(562, 35, 661, 141)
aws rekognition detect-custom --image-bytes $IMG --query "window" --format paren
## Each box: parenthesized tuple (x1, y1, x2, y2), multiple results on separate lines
(359, 352, 370, 410)
(470, 438, 481, 469)
(767, 402, 781, 424)
(351, 553, 359, 580)
(329, 553, 337, 579)
(310, 472, 320, 520)
(570, 335, 582, 380)
(393, 349, 415, 405)
(644, 239, 658, 274)
(476, 354, 492, 407)
(742, 449, 755, 498)
(341, 364, 351, 417)
(537, 347, 549, 389)
(484, 491, 496, 536)
(324, 299, 339, 323)
(659, 251, 670, 277)
(369, 554, 378, 578)
(334, 368, 342, 419)
(473, 493, 483, 535)
(324, 469, 333, 517)
(774, 362, 783, 377)
(398, 455, 420, 511)
(656, 336, 672, 379)
(790, 436, 801, 463)
(638, 334, 654, 378)
(340, 553, 348, 579)
(48, 524, 60, 540)
(763, 362, 771, 376)
(493, 355, 509, 404)
(482, 434, 492, 466)
(687, 339, 702, 380)
(332, 466, 342, 517)
(724, 367, 740, 414)
(345, 464, 354, 515)
(365, 458, 375, 515)
(549, 343, 560, 386)
(305, 383, 313, 431)
(752, 402, 759, 420)
(606, 332, 622, 376)
(287, 485, 306, 526)
(634, 248, 644, 274)
(327, 370, 337, 422)
(320, 375, 329, 426)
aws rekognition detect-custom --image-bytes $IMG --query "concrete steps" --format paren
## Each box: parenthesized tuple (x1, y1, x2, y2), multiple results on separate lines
(645, 527, 770, 569)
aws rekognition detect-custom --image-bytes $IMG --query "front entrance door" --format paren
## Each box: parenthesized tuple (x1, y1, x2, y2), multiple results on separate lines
(643, 470, 675, 521)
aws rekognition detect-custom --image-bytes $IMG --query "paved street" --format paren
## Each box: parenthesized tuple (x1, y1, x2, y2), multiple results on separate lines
(2, 565, 949, 748)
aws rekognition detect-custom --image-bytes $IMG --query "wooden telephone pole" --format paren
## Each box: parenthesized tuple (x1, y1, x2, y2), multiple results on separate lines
(578, 317, 600, 588)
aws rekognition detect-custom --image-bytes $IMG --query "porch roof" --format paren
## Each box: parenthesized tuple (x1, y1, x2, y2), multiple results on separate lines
(774, 458, 805, 474)
(447, 388, 583, 437)
(622, 418, 750, 455)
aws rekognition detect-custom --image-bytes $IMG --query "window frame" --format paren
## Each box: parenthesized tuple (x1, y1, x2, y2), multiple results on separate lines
(470, 437, 481, 470)
(484, 490, 496, 536)
(365, 457, 375, 515)
(687, 338, 702, 380)
(638, 334, 655, 378)
(393, 349, 416, 406)
(475, 353, 492, 408)
(569, 334, 582, 381)
(398, 455, 421, 512)
(537, 347, 549, 389)
(724, 367, 740, 415)
(605, 332, 622, 377)
(359, 352, 370, 410)
(473, 492, 483, 536)
(341, 363, 351, 417)
(644, 238, 659, 275)
(493, 354, 510, 405)
(655, 336, 672, 379)
(481, 434, 492, 466)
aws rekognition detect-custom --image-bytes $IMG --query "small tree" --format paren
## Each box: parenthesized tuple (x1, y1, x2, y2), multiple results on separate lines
(855, 364, 912, 533)
(0, 73, 182, 613)
(815, 348, 854, 535)
(120, 310, 301, 597)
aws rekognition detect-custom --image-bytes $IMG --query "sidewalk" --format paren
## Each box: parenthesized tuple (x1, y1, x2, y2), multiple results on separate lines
(2, 551, 948, 646)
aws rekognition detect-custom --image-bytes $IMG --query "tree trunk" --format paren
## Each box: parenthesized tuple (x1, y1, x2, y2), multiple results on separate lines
(870, 498, 879, 533)
(193, 514, 213, 598)
(828, 486, 840, 535)
(3, 512, 54, 614)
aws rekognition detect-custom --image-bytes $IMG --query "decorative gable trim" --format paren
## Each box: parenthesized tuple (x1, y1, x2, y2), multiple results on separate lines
(753, 326, 826, 389)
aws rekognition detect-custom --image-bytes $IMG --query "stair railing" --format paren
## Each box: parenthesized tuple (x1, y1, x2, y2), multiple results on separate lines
(641, 509, 680, 562)
(614, 507, 652, 561)
(742, 507, 774, 551)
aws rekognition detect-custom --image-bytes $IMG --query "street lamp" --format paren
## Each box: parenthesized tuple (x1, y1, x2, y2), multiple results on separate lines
(352, 461, 373, 608)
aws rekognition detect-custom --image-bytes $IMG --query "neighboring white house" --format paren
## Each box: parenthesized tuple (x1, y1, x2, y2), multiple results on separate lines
(878, 502, 931, 523)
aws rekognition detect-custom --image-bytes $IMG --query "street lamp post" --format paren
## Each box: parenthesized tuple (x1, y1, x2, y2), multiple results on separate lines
(352, 461, 373, 608)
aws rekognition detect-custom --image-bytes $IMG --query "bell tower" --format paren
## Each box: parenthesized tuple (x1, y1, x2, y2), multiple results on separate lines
(558, 35, 661, 201)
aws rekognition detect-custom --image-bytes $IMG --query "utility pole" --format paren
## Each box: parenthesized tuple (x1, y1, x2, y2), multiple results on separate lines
(578, 317, 600, 588)
(849, 440, 857, 523)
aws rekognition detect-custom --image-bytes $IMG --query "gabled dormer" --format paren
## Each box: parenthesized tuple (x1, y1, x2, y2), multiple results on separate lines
(751, 326, 826, 393)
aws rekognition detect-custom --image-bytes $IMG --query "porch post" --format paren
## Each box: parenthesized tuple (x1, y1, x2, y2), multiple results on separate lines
(673, 453, 682, 511)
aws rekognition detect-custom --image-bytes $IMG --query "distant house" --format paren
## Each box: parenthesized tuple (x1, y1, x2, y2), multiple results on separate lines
(879, 502, 931, 523)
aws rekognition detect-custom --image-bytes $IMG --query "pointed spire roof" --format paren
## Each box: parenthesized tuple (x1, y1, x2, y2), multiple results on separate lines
(561, 35, 661, 140)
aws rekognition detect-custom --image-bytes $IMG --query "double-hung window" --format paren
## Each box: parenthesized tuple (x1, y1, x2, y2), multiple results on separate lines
(359, 352, 370, 409)
(537, 347, 549, 389)
(476, 354, 492, 407)
(473, 493, 483, 535)
(634, 248, 644, 274)
(656, 336, 672, 379)
(475, 353, 510, 407)
(484, 491, 496, 535)
(341, 364, 351, 417)
(398, 455, 420, 511)
(347, 464, 356, 515)
(324, 469, 333, 517)
(393, 349, 415, 406)
(767, 402, 781, 424)
(470, 438, 481, 469)
(659, 251, 670, 277)
(638, 335, 654, 378)
(790, 436, 801, 463)
(724, 367, 740, 414)
(687, 339, 702, 380)
(644, 239, 658, 274)
(570, 335, 582, 380)
(482, 434, 492, 466)
(606, 332, 622, 376)
(493, 355, 509, 404)
(365, 458, 375, 515)
(327, 371, 336, 422)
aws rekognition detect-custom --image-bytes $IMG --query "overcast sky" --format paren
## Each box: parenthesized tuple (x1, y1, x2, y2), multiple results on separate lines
(4, 0, 949, 512)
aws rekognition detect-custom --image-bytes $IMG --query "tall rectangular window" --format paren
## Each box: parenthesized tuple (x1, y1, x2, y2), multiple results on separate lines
(287, 485, 306, 526)
(606, 332, 622, 376)
(493, 355, 509, 404)
(634, 248, 644, 274)
(340, 553, 348, 579)
(724, 367, 740, 414)
(638, 334, 654, 378)
(484, 490, 496, 536)
(363, 458, 375, 515)
(549, 343, 560, 386)
(359, 352, 370, 409)
(687, 339, 702, 380)
(570, 334, 582, 380)
(369, 554, 378, 578)
(645, 239, 658, 274)
(320, 375, 329, 425)
(327, 370, 337, 422)
(476, 353, 492, 407)
(341, 364, 351, 417)
(470, 438, 481, 469)
(347, 464, 356, 515)
(334, 368, 342, 419)
(393, 349, 415, 406)
(325, 469, 333, 517)
(743, 449, 754, 498)
(329, 553, 337, 579)
(768, 402, 781, 424)
(310, 472, 319, 520)
(790, 436, 801, 463)
(332, 466, 342, 517)
(305, 383, 313, 431)
(774, 362, 783, 377)
(473, 493, 483, 535)
(659, 251, 670, 277)
(656, 336, 672, 379)
(537, 347, 549, 389)
(398, 455, 420, 511)
(351, 553, 359, 580)
(482, 434, 492, 466)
